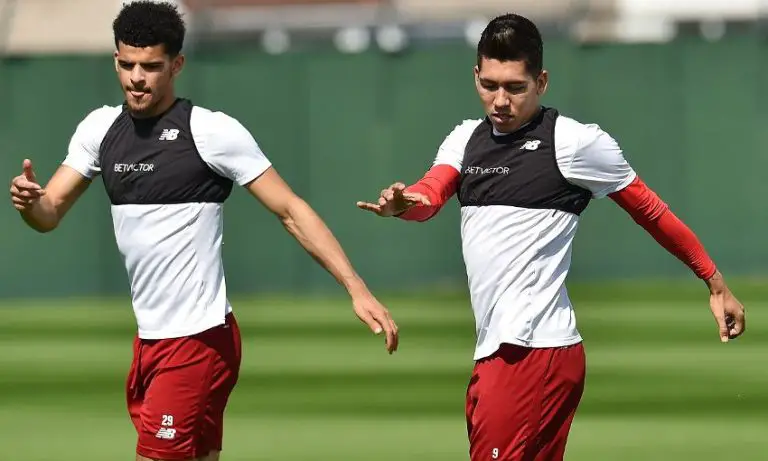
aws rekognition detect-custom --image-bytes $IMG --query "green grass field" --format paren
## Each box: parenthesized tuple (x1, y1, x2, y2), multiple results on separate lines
(0, 281, 766, 460)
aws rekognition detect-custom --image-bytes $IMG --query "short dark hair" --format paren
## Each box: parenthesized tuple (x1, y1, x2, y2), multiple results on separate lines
(113, 1, 186, 56)
(476, 13, 543, 76)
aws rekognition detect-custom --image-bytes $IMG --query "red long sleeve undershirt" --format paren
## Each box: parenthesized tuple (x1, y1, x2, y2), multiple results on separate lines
(398, 166, 717, 280)
(607, 176, 717, 280)
(398, 164, 460, 222)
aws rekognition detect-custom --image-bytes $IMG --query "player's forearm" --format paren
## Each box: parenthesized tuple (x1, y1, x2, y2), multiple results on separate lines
(19, 197, 60, 233)
(398, 165, 460, 222)
(397, 182, 443, 222)
(642, 209, 717, 280)
(609, 176, 717, 280)
(281, 197, 368, 294)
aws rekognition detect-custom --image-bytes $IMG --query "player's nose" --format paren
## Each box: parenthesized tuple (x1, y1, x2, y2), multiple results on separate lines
(130, 68, 146, 85)
(493, 90, 511, 107)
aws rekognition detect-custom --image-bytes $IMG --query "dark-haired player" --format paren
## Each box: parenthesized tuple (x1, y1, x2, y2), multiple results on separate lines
(357, 13, 745, 461)
(8, 2, 398, 460)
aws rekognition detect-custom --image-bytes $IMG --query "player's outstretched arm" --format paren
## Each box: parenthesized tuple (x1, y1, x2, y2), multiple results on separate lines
(358, 120, 474, 221)
(357, 164, 460, 221)
(245, 167, 399, 354)
(191, 108, 397, 352)
(609, 177, 746, 343)
(12, 105, 120, 233)
(9, 159, 90, 233)
(557, 119, 745, 343)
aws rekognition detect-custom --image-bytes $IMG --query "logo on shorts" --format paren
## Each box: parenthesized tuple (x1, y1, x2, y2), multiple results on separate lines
(156, 414, 176, 440)
(156, 428, 177, 440)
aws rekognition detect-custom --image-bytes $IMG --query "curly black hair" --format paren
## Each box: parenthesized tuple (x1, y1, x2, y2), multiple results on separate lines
(477, 14, 543, 77)
(113, 1, 186, 56)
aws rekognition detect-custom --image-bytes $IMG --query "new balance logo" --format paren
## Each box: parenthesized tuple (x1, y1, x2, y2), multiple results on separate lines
(156, 428, 176, 439)
(520, 140, 541, 151)
(159, 129, 180, 141)
(156, 414, 176, 439)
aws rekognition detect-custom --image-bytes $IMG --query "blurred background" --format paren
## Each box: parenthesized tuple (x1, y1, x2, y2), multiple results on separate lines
(1, 0, 767, 460)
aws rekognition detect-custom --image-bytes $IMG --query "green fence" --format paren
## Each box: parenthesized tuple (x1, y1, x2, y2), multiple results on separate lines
(2, 33, 767, 299)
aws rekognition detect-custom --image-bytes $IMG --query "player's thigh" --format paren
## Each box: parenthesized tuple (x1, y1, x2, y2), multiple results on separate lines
(136, 350, 216, 460)
(136, 317, 241, 460)
(466, 344, 548, 461)
(198, 314, 242, 454)
(466, 343, 586, 461)
(126, 335, 144, 433)
(534, 343, 586, 461)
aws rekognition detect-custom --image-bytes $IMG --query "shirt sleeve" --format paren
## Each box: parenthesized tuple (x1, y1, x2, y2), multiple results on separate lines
(432, 119, 483, 173)
(395, 119, 481, 221)
(555, 116, 637, 199)
(609, 176, 717, 280)
(61, 106, 121, 179)
(190, 107, 272, 186)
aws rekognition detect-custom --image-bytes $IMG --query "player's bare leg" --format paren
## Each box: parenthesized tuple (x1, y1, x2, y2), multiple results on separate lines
(201, 451, 221, 461)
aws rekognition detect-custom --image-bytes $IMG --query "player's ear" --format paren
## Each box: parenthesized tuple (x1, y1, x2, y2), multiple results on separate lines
(113, 51, 120, 73)
(536, 70, 549, 96)
(171, 54, 185, 77)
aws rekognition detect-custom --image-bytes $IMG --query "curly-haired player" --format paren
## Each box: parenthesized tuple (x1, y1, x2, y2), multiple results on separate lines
(8, 2, 399, 460)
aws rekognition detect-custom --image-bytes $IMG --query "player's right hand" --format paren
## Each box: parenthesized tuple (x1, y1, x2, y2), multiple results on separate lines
(9, 159, 46, 212)
(356, 182, 431, 217)
(350, 289, 399, 354)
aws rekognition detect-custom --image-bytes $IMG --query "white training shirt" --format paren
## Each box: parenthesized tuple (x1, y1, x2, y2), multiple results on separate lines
(62, 103, 272, 339)
(434, 112, 636, 360)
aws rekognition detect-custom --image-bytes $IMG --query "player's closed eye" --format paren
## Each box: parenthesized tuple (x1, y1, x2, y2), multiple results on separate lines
(118, 61, 164, 72)
(480, 80, 499, 91)
(504, 84, 528, 95)
(142, 63, 164, 72)
(480, 81, 527, 95)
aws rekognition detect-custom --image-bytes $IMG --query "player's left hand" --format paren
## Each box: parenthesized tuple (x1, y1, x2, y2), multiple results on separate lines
(351, 291, 399, 354)
(706, 271, 745, 342)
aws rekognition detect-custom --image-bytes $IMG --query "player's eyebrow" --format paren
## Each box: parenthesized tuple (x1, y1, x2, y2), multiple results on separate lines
(480, 77, 528, 86)
(118, 59, 165, 67)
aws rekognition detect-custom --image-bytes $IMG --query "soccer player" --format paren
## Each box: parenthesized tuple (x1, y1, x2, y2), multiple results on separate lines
(8, 2, 398, 461)
(357, 13, 745, 461)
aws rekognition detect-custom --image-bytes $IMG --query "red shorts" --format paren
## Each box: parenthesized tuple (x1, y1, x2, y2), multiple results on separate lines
(465, 343, 586, 461)
(126, 313, 242, 460)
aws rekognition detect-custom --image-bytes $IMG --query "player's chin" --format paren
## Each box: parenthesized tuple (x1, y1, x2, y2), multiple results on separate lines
(490, 114, 517, 130)
(125, 98, 154, 115)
